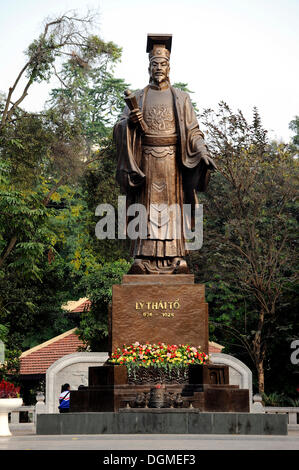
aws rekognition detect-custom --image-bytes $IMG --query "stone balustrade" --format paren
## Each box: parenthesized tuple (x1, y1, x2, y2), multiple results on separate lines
(264, 407, 299, 427)
(10, 406, 35, 424)
(9, 392, 46, 424)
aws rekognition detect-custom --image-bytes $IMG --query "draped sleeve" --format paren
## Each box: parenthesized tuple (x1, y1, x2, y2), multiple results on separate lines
(113, 92, 145, 195)
(171, 87, 212, 206)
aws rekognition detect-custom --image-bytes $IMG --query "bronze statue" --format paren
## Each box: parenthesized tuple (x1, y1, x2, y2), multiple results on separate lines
(113, 34, 216, 274)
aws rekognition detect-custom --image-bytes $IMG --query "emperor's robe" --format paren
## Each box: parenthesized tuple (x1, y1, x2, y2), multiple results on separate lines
(113, 85, 211, 259)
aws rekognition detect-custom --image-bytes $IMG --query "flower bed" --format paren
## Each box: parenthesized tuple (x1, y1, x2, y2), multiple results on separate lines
(109, 342, 209, 384)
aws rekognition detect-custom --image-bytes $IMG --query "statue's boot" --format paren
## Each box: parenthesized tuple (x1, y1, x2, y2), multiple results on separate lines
(127, 258, 147, 274)
(173, 258, 189, 274)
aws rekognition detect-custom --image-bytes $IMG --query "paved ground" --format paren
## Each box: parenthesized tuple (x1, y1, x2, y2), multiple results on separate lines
(0, 425, 298, 450)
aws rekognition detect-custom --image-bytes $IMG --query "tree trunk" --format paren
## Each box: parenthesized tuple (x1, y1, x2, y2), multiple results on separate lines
(253, 309, 266, 394)
(257, 358, 265, 394)
(0, 235, 17, 268)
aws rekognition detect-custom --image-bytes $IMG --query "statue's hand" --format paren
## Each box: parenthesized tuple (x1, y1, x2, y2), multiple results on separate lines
(129, 108, 143, 125)
(129, 171, 144, 186)
(201, 153, 217, 170)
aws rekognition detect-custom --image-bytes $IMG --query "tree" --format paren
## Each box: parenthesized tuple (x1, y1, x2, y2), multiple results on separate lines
(189, 102, 298, 394)
(0, 11, 117, 130)
(0, 12, 128, 364)
(0, 12, 122, 269)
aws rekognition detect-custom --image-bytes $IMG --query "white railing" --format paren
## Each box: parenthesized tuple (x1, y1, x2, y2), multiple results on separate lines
(9, 406, 35, 424)
(9, 392, 46, 424)
(264, 407, 299, 426)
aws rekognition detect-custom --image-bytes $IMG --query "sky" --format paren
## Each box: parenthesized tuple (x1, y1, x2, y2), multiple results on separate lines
(0, 0, 298, 142)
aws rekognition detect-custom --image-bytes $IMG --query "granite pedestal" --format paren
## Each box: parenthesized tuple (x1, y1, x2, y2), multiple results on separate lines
(36, 411, 288, 435)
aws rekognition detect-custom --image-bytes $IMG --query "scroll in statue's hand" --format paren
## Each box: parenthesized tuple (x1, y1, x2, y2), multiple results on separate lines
(129, 109, 144, 125)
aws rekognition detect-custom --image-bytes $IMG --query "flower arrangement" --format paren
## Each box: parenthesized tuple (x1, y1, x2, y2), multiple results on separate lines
(0, 379, 20, 398)
(109, 342, 209, 372)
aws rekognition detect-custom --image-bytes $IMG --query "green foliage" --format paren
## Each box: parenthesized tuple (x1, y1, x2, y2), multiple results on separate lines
(289, 115, 299, 148)
(0, 113, 53, 187)
(260, 392, 299, 407)
(76, 260, 130, 350)
(49, 61, 128, 150)
(0, 324, 8, 342)
(0, 160, 53, 280)
(25, 36, 60, 82)
(189, 102, 299, 393)
(76, 36, 122, 64)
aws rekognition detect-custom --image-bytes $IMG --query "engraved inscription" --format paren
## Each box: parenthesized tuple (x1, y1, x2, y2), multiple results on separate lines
(136, 299, 180, 318)
(136, 300, 180, 310)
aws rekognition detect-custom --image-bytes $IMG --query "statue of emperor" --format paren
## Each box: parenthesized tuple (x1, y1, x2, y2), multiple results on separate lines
(113, 34, 216, 274)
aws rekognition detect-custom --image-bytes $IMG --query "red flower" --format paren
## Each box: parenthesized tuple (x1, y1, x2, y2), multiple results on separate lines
(0, 379, 20, 398)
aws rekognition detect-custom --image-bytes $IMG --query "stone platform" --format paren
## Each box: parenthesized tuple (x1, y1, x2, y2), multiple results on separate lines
(69, 364, 250, 413)
(36, 411, 288, 435)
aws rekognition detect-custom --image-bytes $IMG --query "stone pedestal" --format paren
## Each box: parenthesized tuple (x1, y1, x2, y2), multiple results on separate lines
(70, 363, 249, 413)
(69, 274, 250, 414)
(109, 274, 208, 353)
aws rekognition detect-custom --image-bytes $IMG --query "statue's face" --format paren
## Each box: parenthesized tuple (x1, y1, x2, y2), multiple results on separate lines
(149, 57, 170, 86)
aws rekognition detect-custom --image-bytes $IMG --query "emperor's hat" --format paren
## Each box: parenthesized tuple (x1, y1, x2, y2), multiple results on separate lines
(146, 34, 172, 61)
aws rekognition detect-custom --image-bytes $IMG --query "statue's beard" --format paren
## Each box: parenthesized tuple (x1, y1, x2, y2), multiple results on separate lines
(149, 73, 170, 87)
(155, 75, 166, 83)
